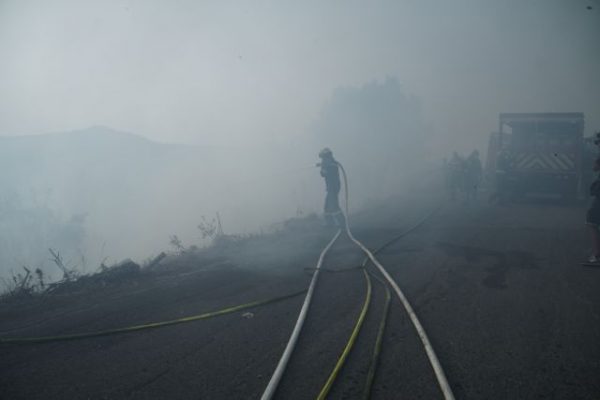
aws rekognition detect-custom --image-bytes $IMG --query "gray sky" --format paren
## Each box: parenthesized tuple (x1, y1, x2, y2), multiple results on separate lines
(1, 0, 599, 151)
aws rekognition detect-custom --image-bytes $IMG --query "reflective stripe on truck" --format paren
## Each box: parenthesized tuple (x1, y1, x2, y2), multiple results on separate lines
(513, 152, 576, 171)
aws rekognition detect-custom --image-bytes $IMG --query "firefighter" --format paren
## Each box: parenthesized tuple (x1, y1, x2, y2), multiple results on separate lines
(317, 148, 345, 227)
(466, 150, 483, 201)
(585, 132, 600, 263)
(491, 148, 512, 204)
(447, 152, 466, 201)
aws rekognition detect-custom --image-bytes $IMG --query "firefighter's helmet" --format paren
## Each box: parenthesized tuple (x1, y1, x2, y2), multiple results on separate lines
(319, 147, 333, 158)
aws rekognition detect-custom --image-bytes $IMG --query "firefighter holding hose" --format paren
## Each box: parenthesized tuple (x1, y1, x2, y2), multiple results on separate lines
(317, 148, 345, 227)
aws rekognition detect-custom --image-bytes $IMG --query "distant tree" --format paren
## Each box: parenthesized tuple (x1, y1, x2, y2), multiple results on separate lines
(313, 77, 431, 201)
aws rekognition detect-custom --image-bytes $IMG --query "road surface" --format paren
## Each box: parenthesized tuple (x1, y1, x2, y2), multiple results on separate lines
(1, 196, 599, 399)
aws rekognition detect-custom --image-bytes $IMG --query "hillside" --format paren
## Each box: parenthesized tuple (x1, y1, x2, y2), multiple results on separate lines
(0, 127, 321, 283)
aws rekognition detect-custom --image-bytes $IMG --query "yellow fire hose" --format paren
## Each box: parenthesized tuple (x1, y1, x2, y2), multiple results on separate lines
(0, 289, 306, 345)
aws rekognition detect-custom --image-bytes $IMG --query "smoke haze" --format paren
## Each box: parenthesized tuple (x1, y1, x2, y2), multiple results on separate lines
(0, 0, 598, 280)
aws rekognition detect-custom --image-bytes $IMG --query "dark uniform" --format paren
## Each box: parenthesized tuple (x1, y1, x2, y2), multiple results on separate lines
(447, 152, 465, 200)
(319, 148, 344, 227)
(494, 149, 512, 203)
(466, 151, 483, 201)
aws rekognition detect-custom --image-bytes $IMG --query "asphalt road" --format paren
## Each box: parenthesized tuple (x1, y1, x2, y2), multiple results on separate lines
(1, 196, 599, 399)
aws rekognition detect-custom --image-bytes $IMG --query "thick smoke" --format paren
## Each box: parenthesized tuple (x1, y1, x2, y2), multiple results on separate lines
(0, 1, 598, 282)
(0, 126, 326, 281)
(312, 77, 431, 206)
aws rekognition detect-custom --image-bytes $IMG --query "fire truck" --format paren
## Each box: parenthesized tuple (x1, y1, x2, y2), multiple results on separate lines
(486, 113, 584, 200)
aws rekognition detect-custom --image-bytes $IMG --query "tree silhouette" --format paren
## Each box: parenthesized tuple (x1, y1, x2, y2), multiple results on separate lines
(313, 77, 430, 200)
